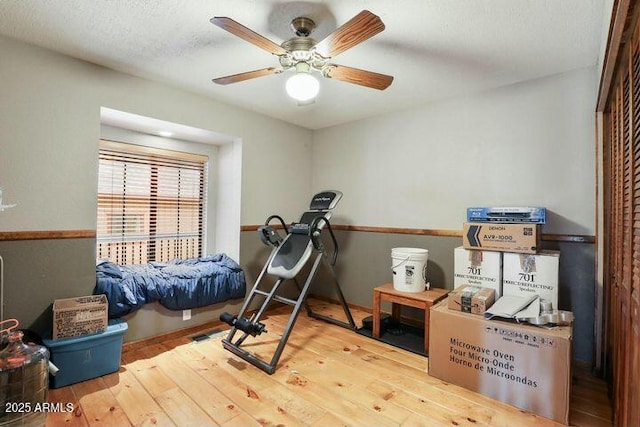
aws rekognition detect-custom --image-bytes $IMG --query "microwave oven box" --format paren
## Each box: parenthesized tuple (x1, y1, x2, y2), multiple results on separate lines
(448, 285, 496, 315)
(462, 223, 540, 254)
(52, 295, 108, 340)
(454, 246, 503, 297)
(502, 250, 560, 309)
(429, 302, 572, 424)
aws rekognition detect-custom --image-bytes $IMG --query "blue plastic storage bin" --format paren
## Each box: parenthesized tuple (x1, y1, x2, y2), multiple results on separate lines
(42, 319, 128, 388)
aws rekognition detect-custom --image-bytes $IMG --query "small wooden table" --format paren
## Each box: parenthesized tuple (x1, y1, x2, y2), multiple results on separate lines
(372, 283, 449, 354)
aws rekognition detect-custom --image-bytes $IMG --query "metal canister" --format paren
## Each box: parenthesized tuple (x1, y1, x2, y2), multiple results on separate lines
(0, 320, 49, 427)
(540, 299, 553, 314)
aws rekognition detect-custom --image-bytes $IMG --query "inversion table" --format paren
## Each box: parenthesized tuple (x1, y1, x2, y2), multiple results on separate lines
(219, 190, 355, 374)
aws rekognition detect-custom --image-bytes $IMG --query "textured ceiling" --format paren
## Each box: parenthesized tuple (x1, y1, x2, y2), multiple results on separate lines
(0, 0, 608, 130)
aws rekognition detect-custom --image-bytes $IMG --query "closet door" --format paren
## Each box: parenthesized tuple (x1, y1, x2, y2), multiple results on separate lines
(629, 30, 640, 425)
(605, 77, 625, 426)
(604, 10, 640, 425)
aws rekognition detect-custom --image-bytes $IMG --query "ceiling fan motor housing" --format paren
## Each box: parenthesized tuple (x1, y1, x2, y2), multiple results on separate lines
(281, 37, 316, 53)
(280, 36, 326, 69)
(290, 17, 316, 37)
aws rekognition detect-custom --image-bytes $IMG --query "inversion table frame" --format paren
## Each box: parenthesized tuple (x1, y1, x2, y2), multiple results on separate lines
(220, 191, 356, 374)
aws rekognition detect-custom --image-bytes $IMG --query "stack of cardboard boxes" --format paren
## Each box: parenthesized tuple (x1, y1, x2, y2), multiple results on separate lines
(42, 295, 128, 388)
(451, 221, 561, 313)
(429, 208, 573, 425)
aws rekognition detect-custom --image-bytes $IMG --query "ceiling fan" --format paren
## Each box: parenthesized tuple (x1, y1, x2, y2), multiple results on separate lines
(210, 10, 393, 101)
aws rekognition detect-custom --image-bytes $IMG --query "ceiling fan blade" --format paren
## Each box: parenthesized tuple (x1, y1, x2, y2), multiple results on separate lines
(314, 10, 385, 59)
(323, 64, 393, 90)
(213, 67, 279, 85)
(211, 17, 287, 56)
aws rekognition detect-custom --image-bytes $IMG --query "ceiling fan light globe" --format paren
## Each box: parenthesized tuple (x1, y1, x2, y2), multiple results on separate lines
(285, 73, 319, 102)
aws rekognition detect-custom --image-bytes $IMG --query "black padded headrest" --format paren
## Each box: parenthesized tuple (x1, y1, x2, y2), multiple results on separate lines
(309, 190, 342, 211)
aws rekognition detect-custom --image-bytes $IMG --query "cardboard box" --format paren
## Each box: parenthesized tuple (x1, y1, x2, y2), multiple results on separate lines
(448, 285, 495, 315)
(52, 295, 108, 340)
(454, 246, 503, 297)
(503, 250, 560, 309)
(44, 319, 128, 388)
(429, 302, 572, 424)
(463, 222, 540, 254)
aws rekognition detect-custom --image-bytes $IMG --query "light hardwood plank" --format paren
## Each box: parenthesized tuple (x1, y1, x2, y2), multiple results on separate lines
(206, 324, 402, 426)
(46, 386, 88, 427)
(154, 387, 216, 426)
(176, 341, 315, 426)
(237, 342, 400, 424)
(124, 346, 214, 425)
(47, 299, 611, 427)
(569, 409, 615, 427)
(268, 341, 414, 424)
(244, 328, 411, 422)
(571, 393, 614, 420)
(309, 412, 350, 426)
(284, 320, 512, 426)
(219, 412, 263, 427)
(365, 380, 494, 427)
(152, 344, 242, 425)
(274, 370, 399, 426)
(71, 376, 132, 426)
(268, 306, 567, 426)
(104, 367, 175, 426)
(123, 347, 179, 399)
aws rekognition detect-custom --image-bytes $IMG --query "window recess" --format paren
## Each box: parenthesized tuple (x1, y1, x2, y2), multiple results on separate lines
(97, 140, 208, 265)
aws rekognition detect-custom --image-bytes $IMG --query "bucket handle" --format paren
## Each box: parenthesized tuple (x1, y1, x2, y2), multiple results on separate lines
(391, 256, 429, 284)
(391, 255, 410, 271)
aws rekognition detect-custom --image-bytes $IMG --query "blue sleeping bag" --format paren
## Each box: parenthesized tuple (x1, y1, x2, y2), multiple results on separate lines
(94, 254, 246, 318)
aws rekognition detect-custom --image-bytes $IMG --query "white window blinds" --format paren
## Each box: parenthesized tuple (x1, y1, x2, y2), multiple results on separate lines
(97, 140, 207, 264)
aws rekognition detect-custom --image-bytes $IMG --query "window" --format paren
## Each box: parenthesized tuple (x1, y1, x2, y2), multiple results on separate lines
(97, 140, 208, 264)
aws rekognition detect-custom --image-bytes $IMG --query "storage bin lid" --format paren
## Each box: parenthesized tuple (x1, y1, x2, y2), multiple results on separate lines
(42, 319, 127, 347)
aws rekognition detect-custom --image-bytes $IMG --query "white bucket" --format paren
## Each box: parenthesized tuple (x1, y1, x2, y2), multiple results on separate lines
(391, 248, 429, 292)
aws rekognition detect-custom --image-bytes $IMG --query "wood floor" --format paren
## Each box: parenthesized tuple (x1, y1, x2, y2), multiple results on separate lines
(46, 300, 612, 426)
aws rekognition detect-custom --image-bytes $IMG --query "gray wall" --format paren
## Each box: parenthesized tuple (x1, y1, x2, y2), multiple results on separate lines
(312, 68, 597, 235)
(287, 229, 595, 363)
(0, 238, 96, 336)
(309, 67, 599, 365)
(0, 35, 312, 342)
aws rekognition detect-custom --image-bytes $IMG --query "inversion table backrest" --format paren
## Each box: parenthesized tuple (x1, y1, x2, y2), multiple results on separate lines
(267, 210, 331, 279)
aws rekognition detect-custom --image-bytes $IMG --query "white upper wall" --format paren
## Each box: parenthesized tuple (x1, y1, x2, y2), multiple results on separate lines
(597, 0, 615, 76)
(0, 33, 599, 237)
(312, 66, 598, 235)
(0, 35, 312, 232)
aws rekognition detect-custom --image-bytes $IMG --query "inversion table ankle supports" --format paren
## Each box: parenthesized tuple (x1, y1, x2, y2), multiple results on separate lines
(219, 190, 356, 374)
